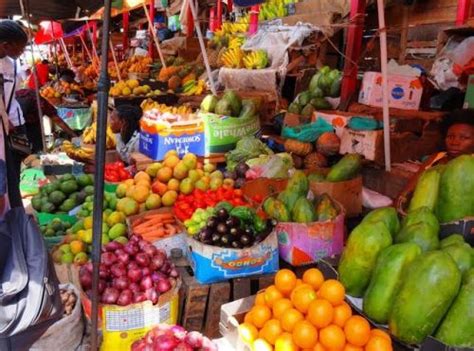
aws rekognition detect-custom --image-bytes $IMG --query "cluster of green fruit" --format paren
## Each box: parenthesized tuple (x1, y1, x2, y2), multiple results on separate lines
(40, 218, 72, 237)
(52, 210, 129, 265)
(77, 192, 118, 218)
(288, 66, 342, 117)
(183, 207, 214, 236)
(200, 90, 257, 120)
(32, 173, 94, 214)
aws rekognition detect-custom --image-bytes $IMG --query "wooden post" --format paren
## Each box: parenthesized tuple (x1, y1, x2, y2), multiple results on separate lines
(339, 0, 366, 108)
(249, 5, 259, 35)
(398, 5, 410, 64)
(187, 2, 195, 37)
(109, 38, 122, 81)
(123, 11, 129, 54)
(148, 0, 156, 59)
(456, 0, 471, 25)
(216, 0, 222, 30)
(143, 2, 167, 68)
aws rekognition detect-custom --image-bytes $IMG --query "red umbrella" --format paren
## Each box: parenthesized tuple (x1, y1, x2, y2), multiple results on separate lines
(34, 21, 64, 44)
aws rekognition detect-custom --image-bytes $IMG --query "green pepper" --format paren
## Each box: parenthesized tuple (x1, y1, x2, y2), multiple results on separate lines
(252, 216, 267, 233)
(230, 206, 256, 223)
(214, 201, 233, 214)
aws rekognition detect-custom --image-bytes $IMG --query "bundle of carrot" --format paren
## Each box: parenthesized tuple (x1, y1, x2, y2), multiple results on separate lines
(129, 212, 182, 242)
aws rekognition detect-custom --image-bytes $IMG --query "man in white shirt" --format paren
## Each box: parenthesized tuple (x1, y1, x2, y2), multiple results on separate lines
(0, 20, 28, 210)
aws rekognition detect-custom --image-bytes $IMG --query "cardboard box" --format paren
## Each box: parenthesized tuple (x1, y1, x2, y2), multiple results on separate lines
(186, 231, 279, 284)
(358, 72, 423, 110)
(464, 74, 474, 109)
(139, 121, 206, 161)
(340, 128, 384, 162)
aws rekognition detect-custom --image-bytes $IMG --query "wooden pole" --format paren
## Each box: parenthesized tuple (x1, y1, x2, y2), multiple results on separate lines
(398, 5, 409, 64)
(109, 38, 122, 81)
(142, 2, 167, 68)
(148, 0, 156, 59)
(123, 11, 130, 54)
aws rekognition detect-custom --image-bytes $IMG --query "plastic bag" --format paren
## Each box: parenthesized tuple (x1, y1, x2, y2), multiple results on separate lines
(348, 117, 383, 131)
(245, 153, 294, 179)
(282, 118, 333, 142)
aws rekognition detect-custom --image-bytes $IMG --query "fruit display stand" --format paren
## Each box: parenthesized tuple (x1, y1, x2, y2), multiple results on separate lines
(113, 93, 179, 108)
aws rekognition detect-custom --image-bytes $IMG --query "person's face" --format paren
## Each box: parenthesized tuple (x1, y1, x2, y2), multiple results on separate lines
(445, 123, 474, 157)
(109, 110, 123, 133)
(0, 41, 26, 59)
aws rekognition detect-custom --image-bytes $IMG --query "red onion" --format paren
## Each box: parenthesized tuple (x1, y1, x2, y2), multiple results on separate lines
(131, 339, 146, 351)
(127, 261, 139, 270)
(160, 261, 171, 274)
(138, 239, 149, 251)
(143, 245, 157, 258)
(151, 272, 165, 282)
(169, 267, 179, 278)
(184, 331, 204, 348)
(99, 266, 109, 279)
(170, 325, 186, 339)
(129, 282, 140, 293)
(124, 242, 139, 256)
(110, 264, 126, 278)
(151, 254, 164, 270)
(156, 279, 171, 293)
(117, 289, 133, 306)
(84, 262, 93, 273)
(130, 235, 140, 243)
(105, 241, 123, 252)
(175, 342, 193, 351)
(128, 268, 143, 283)
(79, 269, 92, 290)
(101, 287, 119, 304)
(135, 253, 150, 267)
(113, 276, 130, 291)
(116, 250, 130, 265)
(140, 275, 153, 291)
(98, 280, 106, 294)
(202, 336, 218, 351)
(141, 267, 151, 277)
(101, 252, 117, 266)
(145, 288, 159, 304)
(154, 335, 179, 351)
(133, 292, 147, 303)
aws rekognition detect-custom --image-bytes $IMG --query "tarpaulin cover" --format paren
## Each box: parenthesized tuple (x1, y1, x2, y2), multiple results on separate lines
(0, 0, 103, 20)
(34, 21, 64, 44)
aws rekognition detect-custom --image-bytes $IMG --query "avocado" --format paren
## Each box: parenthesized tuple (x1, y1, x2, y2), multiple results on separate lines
(310, 97, 332, 110)
(49, 191, 66, 206)
(31, 196, 43, 211)
(62, 199, 77, 212)
(77, 174, 93, 187)
(40, 202, 56, 213)
(215, 98, 233, 116)
(297, 91, 311, 106)
(61, 174, 75, 182)
(84, 185, 94, 196)
(60, 180, 79, 195)
(222, 90, 242, 116)
(43, 183, 59, 195)
(239, 100, 257, 119)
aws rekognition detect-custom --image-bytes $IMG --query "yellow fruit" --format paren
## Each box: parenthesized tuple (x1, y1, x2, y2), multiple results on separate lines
(132, 185, 150, 203)
(116, 183, 130, 198)
(145, 194, 161, 210)
(164, 155, 180, 169)
(122, 87, 132, 96)
(126, 185, 137, 198)
(162, 190, 178, 206)
(70, 240, 85, 255)
(134, 171, 151, 183)
(83, 216, 93, 230)
(157, 167, 173, 183)
(167, 179, 180, 191)
(126, 79, 139, 89)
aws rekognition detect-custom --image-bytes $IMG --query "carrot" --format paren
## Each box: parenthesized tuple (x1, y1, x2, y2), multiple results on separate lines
(131, 217, 145, 227)
(142, 227, 165, 238)
(142, 213, 174, 221)
(134, 224, 163, 235)
(133, 218, 165, 231)
(164, 224, 177, 236)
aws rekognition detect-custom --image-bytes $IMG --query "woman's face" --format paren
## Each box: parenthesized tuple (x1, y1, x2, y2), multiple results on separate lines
(109, 110, 123, 134)
(1, 41, 26, 59)
(445, 123, 474, 157)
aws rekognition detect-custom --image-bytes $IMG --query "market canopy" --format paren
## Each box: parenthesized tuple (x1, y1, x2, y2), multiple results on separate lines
(89, 0, 147, 19)
(34, 21, 64, 44)
(0, 0, 103, 20)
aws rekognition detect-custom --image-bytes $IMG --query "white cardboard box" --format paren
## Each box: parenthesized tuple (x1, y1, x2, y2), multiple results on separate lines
(339, 128, 384, 162)
(358, 72, 423, 110)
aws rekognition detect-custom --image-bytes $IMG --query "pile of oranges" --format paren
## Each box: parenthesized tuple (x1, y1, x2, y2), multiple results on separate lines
(238, 268, 393, 351)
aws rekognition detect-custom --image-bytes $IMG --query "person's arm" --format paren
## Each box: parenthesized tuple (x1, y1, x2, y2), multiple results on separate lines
(50, 114, 78, 138)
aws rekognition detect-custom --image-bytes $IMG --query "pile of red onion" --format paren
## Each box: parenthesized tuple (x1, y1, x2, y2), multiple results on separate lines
(131, 325, 217, 351)
(79, 235, 179, 306)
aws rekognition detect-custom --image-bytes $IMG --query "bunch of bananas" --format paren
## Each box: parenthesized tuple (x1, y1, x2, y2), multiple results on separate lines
(140, 99, 193, 114)
(259, 0, 287, 21)
(243, 50, 270, 69)
(82, 122, 116, 149)
(220, 48, 245, 68)
(182, 80, 206, 96)
(62, 141, 95, 162)
(228, 36, 246, 50)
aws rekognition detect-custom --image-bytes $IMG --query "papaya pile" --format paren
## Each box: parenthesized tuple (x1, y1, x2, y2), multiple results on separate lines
(338, 205, 474, 347)
(263, 170, 339, 223)
(200, 90, 258, 119)
(407, 154, 474, 223)
(287, 66, 342, 116)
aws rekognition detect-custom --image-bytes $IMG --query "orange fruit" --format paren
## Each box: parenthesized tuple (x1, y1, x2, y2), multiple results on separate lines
(344, 316, 371, 347)
(303, 268, 325, 291)
(260, 319, 283, 345)
(274, 332, 300, 351)
(307, 299, 334, 328)
(319, 325, 346, 350)
(252, 338, 273, 351)
(343, 344, 363, 351)
(244, 311, 253, 324)
(251, 305, 272, 328)
(275, 269, 297, 296)
(272, 298, 293, 319)
(318, 280, 345, 306)
(255, 291, 266, 306)
(238, 323, 258, 345)
(264, 285, 284, 308)
(370, 329, 391, 342)
(313, 343, 327, 351)
(332, 302, 352, 328)
(292, 320, 318, 349)
(291, 286, 317, 314)
(280, 308, 304, 332)
(296, 279, 304, 287)
(365, 335, 393, 351)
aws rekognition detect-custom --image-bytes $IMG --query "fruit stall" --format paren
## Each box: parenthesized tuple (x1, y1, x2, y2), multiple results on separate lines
(3, 0, 474, 350)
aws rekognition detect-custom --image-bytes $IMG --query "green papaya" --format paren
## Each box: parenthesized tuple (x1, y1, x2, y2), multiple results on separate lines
(338, 221, 393, 297)
(389, 251, 462, 344)
(401, 206, 439, 232)
(308, 72, 322, 92)
(310, 87, 324, 98)
(292, 197, 316, 223)
(395, 207, 440, 252)
(326, 154, 362, 182)
(440, 234, 466, 248)
(297, 90, 311, 106)
(288, 102, 301, 114)
(315, 194, 338, 221)
(442, 243, 473, 276)
(408, 168, 441, 213)
(437, 155, 474, 223)
(307, 172, 326, 182)
(222, 90, 242, 116)
(286, 170, 309, 195)
(277, 189, 300, 211)
(363, 243, 422, 324)
(362, 207, 400, 238)
(309, 97, 331, 110)
(328, 75, 342, 97)
(435, 269, 474, 347)
(263, 198, 291, 222)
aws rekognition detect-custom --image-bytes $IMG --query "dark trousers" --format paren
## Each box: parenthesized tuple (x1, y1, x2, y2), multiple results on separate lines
(4, 128, 25, 209)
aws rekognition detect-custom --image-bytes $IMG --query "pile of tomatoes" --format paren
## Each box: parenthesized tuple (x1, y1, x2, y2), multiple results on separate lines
(104, 161, 132, 183)
(173, 186, 249, 221)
